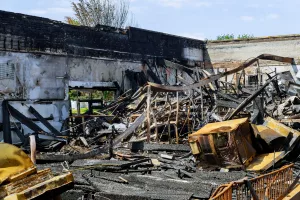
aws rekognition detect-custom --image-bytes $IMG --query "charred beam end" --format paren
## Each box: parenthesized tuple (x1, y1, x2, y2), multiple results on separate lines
(28, 106, 61, 136)
(148, 54, 294, 92)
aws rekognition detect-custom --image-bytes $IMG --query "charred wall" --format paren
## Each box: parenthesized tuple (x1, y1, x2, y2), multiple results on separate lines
(0, 10, 205, 143)
(0, 10, 204, 62)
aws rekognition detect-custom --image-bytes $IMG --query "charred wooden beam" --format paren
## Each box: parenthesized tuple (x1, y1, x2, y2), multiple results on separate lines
(28, 106, 61, 136)
(2, 101, 12, 143)
(7, 103, 46, 135)
(226, 76, 277, 120)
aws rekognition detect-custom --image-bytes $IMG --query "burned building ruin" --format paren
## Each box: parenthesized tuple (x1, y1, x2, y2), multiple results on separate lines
(1, 9, 300, 200)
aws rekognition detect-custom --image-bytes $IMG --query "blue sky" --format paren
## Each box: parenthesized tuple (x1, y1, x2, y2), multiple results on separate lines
(1, 0, 299, 40)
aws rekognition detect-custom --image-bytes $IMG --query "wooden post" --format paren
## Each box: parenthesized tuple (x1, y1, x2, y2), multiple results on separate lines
(146, 85, 151, 143)
(196, 67, 204, 121)
(29, 135, 36, 164)
(187, 99, 191, 134)
(152, 109, 158, 142)
(225, 68, 228, 93)
(175, 91, 179, 144)
(167, 94, 171, 143)
(82, 116, 85, 135)
(76, 90, 80, 115)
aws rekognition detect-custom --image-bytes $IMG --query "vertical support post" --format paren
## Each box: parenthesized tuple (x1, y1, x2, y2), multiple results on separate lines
(82, 116, 85, 135)
(187, 98, 191, 134)
(225, 68, 228, 93)
(257, 60, 261, 89)
(88, 92, 92, 115)
(175, 91, 179, 144)
(29, 135, 36, 164)
(196, 67, 204, 121)
(146, 85, 151, 143)
(243, 69, 246, 86)
(76, 90, 80, 115)
(2, 100, 12, 144)
(167, 93, 171, 143)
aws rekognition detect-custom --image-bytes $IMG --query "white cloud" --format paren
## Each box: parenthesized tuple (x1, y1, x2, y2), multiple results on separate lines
(179, 32, 206, 40)
(158, 0, 187, 8)
(266, 14, 279, 19)
(240, 16, 254, 21)
(153, 0, 211, 8)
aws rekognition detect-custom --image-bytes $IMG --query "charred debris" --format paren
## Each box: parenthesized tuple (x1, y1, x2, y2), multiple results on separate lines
(10, 54, 300, 199)
(1, 10, 300, 200)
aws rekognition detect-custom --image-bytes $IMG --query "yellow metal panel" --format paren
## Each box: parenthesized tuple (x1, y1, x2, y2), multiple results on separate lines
(2, 172, 73, 200)
(0, 143, 35, 185)
(189, 141, 200, 155)
(264, 117, 300, 138)
(189, 118, 248, 136)
(282, 184, 300, 200)
(246, 151, 285, 172)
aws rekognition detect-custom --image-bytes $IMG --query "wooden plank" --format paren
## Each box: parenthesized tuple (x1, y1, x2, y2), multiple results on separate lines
(175, 92, 179, 144)
(146, 86, 151, 143)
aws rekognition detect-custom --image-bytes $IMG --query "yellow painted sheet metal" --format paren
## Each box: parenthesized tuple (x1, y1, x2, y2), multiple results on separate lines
(0, 143, 35, 185)
(189, 140, 200, 155)
(246, 151, 285, 172)
(264, 117, 300, 138)
(282, 184, 300, 200)
(190, 118, 248, 136)
(2, 172, 73, 200)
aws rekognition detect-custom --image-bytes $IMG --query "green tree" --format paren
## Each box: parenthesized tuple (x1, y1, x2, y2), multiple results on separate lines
(237, 34, 254, 39)
(216, 34, 255, 40)
(217, 34, 234, 40)
(66, 0, 138, 28)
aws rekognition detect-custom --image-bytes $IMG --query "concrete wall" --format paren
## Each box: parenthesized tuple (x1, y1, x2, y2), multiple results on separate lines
(205, 35, 300, 84)
(206, 35, 300, 69)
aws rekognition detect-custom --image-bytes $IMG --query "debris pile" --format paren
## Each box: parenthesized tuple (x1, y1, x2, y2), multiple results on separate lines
(4, 54, 300, 199)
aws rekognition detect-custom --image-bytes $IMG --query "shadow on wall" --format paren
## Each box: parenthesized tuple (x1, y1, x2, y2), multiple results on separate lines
(203, 46, 215, 74)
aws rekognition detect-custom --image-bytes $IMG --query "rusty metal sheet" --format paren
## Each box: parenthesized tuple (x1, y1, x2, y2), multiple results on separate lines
(148, 54, 294, 92)
(199, 134, 220, 165)
(189, 118, 248, 136)
(211, 164, 294, 200)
